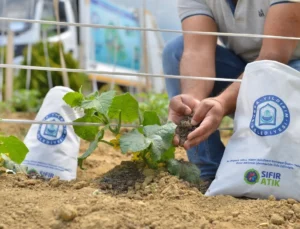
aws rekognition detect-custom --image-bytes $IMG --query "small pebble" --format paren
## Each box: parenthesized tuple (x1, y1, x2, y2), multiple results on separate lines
(49, 177, 60, 187)
(58, 204, 77, 221)
(93, 190, 100, 196)
(258, 222, 269, 227)
(270, 214, 284, 225)
(268, 195, 276, 201)
(16, 182, 26, 188)
(49, 220, 63, 229)
(73, 181, 88, 190)
(284, 210, 294, 220)
(232, 211, 240, 217)
(143, 176, 154, 187)
(292, 204, 300, 214)
(76, 204, 88, 211)
(158, 178, 166, 187)
(287, 198, 297, 204)
(133, 193, 143, 200)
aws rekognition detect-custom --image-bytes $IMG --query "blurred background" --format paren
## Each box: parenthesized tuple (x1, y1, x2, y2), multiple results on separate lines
(0, 0, 232, 142)
(111, 0, 180, 42)
(0, 0, 182, 114)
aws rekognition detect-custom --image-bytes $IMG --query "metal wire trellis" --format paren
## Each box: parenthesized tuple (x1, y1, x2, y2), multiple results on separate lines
(0, 118, 233, 131)
(2, 2, 300, 130)
(0, 64, 242, 83)
(0, 17, 300, 41)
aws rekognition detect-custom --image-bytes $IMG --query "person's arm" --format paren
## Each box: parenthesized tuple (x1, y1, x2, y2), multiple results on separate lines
(167, 1, 218, 129)
(217, 3, 300, 116)
(180, 15, 217, 100)
(184, 2, 300, 149)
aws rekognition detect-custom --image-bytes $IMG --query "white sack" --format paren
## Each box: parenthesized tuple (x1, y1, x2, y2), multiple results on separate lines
(206, 60, 300, 200)
(22, 86, 81, 181)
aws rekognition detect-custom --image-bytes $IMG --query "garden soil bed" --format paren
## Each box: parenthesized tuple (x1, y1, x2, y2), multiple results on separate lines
(1, 113, 300, 229)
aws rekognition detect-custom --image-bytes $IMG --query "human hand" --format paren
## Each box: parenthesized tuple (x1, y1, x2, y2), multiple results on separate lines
(184, 97, 225, 150)
(168, 94, 200, 145)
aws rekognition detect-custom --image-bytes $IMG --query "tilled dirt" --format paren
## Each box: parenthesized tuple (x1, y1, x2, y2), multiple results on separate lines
(1, 113, 300, 229)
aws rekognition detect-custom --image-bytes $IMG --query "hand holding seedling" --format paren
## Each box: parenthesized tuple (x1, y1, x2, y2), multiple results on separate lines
(168, 94, 199, 145)
(169, 95, 225, 150)
(184, 98, 225, 149)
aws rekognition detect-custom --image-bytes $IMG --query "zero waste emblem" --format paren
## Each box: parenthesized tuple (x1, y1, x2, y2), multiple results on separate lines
(244, 169, 260, 185)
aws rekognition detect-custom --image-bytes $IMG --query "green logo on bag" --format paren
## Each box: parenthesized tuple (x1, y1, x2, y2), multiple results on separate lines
(244, 169, 260, 185)
(244, 169, 281, 187)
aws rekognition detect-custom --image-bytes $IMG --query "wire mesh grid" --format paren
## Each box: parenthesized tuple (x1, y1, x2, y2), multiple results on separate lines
(0, 0, 300, 130)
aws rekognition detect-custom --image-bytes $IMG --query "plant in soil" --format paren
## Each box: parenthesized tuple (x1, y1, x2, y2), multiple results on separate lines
(0, 136, 29, 172)
(63, 90, 201, 184)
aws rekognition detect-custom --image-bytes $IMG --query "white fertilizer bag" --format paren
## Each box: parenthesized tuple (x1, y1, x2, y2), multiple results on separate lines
(22, 86, 82, 181)
(206, 60, 300, 200)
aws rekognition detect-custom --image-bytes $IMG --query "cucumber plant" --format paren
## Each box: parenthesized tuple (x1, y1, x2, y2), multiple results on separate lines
(0, 136, 29, 169)
(63, 90, 201, 183)
(63, 90, 177, 169)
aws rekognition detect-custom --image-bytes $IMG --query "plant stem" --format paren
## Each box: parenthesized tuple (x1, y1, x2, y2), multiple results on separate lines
(99, 140, 114, 146)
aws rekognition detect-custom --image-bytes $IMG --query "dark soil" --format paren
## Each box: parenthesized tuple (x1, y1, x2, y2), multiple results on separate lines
(97, 160, 212, 196)
(98, 161, 146, 193)
(175, 115, 200, 146)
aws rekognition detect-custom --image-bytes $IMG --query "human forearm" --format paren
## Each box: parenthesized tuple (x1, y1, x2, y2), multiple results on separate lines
(180, 51, 216, 100)
(215, 76, 241, 116)
(180, 15, 217, 100)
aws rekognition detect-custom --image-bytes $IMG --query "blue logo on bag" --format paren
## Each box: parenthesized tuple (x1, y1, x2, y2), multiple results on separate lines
(250, 95, 290, 136)
(37, 112, 67, 145)
(44, 122, 59, 137)
(259, 103, 276, 126)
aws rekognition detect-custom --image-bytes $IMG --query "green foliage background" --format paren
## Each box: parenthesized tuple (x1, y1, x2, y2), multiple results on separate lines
(15, 42, 89, 98)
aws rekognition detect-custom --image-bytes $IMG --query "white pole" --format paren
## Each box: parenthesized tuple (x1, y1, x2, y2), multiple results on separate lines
(110, 24, 119, 91)
(25, 0, 35, 90)
(141, 0, 150, 91)
(42, 29, 53, 88)
(5, 29, 14, 101)
(25, 43, 33, 90)
(0, 0, 7, 101)
(53, 0, 69, 87)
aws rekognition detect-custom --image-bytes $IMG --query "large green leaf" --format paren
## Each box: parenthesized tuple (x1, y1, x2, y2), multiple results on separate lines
(81, 90, 115, 115)
(119, 129, 151, 154)
(108, 93, 139, 122)
(63, 92, 84, 108)
(120, 122, 176, 162)
(143, 111, 161, 126)
(160, 146, 175, 161)
(0, 136, 29, 164)
(74, 115, 102, 141)
(167, 159, 201, 184)
(85, 91, 99, 100)
(143, 122, 176, 161)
